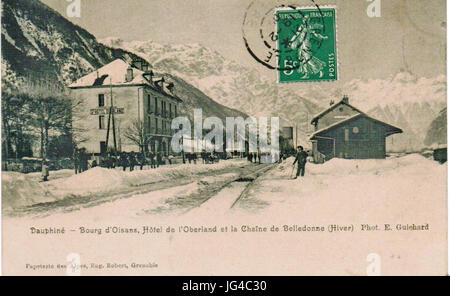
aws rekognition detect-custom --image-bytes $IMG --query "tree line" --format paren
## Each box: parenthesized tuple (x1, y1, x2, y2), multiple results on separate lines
(1, 79, 86, 161)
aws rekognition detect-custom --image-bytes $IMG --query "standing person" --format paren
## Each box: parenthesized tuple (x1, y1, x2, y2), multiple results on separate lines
(149, 151, 156, 169)
(73, 148, 80, 174)
(293, 146, 308, 179)
(156, 152, 162, 168)
(129, 152, 136, 172)
(120, 152, 128, 171)
(80, 148, 89, 172)
(41, 160, 49, 182)
(137, 152, 145, 170)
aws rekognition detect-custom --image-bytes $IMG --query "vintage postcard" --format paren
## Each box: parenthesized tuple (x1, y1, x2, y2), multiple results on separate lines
(1, 0, 447, 276)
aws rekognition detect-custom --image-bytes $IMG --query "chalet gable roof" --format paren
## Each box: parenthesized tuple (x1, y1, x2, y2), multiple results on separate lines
(310, 113, 403, 140)
(310, 97, 365, 125)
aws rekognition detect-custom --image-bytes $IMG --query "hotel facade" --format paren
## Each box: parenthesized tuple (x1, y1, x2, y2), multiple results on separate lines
(69, 59, 182, 155)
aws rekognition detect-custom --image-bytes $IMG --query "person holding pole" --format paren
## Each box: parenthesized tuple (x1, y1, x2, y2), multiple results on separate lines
(293, 146, 308, 179)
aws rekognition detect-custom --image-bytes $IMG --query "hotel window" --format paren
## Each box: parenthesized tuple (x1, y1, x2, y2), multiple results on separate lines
(148, 117, 151, 132)
(155, 98, 158, 115)
(98, 94, 105, 107)
(99, 115, 105, 130)
(147, 95, 151, 113)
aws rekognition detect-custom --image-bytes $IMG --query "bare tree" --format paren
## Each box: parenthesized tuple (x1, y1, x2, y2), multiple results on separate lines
(17, 80, 85, 158)
(123, 120, 151, 155)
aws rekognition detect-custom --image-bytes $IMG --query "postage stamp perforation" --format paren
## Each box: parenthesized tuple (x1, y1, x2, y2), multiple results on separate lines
(276, 4, 338, 83)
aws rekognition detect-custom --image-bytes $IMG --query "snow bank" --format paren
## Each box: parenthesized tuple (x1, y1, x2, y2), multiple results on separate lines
(2, 159, 247, 208)
(247, 154, 446, 224)
(306, 154, 442, 176)
(2, 172, 54, 209)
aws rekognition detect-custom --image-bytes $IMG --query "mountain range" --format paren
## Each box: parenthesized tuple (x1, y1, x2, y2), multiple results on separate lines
(1, 0, 246, 122)
(1, 0, 446, 152)
(100, 38, 447, 151)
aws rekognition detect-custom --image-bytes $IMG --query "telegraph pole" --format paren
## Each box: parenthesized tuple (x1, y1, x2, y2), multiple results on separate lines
(105, 79, 118, 153)
(111, 80, 117, 152)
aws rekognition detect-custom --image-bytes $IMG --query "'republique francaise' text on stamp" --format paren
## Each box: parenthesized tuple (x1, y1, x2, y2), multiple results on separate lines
(276, 7, 337, 83)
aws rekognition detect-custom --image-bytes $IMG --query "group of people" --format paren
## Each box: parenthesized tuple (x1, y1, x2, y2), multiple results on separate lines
(185, 152, 220, 164)
(104, 151, 174, 172)
(72, 150, 177, 174)
(73, 148, 90, 174)
(246, 152, 283, 164)
(71, 145, 310, 178)
(244, 146, 309, 179)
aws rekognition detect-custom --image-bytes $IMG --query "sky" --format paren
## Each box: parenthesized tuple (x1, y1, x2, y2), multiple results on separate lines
(41, 0, 446, 81)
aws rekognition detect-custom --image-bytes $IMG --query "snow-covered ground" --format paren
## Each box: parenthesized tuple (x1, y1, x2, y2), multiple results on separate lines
(2, 154, 446, 275)
(3, 154, 445, 222)
(2, 159, 247, 209)
(237, 154, 447, 221)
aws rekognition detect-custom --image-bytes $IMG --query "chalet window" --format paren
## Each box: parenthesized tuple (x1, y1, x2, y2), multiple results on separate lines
(344, 128, 349, 142)
(99, 115, 105, 130)
(353, 127, 359, 134)
(169, 103, 172, 118)
(339, 107, 344, 112)
(98, 94, 105, 107)
(155, 98, 158, 115)
(148, 117, 151, 132)
(155, 118, 158, 133)
(175, 105, 178, 117)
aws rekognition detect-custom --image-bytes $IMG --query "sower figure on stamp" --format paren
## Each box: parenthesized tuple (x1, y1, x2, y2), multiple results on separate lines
(290, 15, 328, 79)
(293, 146, 308, 179)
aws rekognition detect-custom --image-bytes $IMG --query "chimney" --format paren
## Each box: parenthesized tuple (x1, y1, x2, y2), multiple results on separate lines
(133, 60, 142, 70)
(126, 66, 134, 82)
(143, 70, 154, 81)
(154, 77, 165, 88)
(342, 95, 349, 104)
(166, 82, 175, 93)
(329, 100, 335, 106)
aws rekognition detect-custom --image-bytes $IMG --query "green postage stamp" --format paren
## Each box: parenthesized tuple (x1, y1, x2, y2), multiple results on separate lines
(276, 7, 337, 83)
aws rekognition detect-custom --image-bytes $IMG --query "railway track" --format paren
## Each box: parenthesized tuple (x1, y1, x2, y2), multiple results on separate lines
(181, 163, 277, 214)
(7, 162, 276, 218)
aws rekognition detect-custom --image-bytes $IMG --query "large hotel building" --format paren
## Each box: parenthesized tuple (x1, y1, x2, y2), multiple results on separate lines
(69, 59, 182, 155)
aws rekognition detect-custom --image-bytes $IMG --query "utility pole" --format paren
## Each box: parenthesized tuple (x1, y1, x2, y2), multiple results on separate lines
(111, 80, 117, 152)
(105, 79, 117, 153)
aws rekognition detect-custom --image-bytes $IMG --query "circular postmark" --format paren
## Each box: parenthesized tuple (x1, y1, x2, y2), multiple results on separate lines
(242, 0, 335, 80)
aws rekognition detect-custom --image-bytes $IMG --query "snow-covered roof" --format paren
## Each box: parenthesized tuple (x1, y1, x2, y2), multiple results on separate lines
(311, 97, 365, 124)
(69, 59, 182, 102)
(310, 113, 402, 140)
(69, 59, 148, 88)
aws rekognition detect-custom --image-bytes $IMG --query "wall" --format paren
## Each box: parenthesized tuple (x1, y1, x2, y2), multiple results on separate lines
(316, 117, 388, 159)
(71, 85, 180, 154)
(316, 103, 361, 131)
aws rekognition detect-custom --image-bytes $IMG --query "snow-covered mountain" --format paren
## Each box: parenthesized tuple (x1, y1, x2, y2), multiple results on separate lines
(101, 38, 446, 151)
(1, 0, 246, 122)
(99, 38, 322, 125)
(424, 108, 447, 147)
(345, 73, 446, 151)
